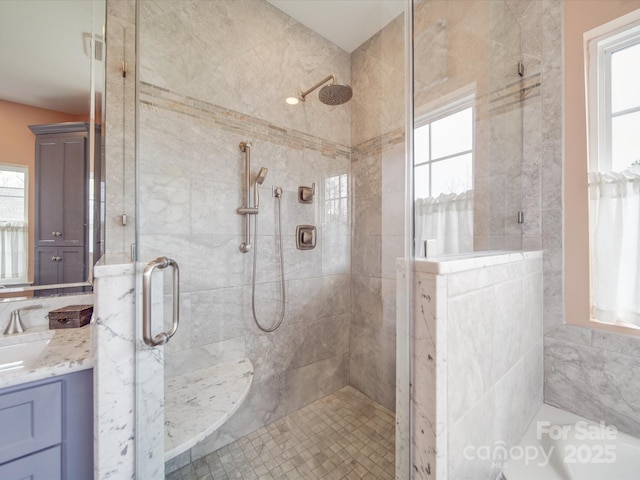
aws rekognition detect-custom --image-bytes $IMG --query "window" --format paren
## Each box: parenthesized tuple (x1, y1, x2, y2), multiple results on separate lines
(414, 97, 474, 256)
(325, 173, 348, 226)
(587, 20, 640, 172)
(585, 13, 640, 329)
(414, 104, 474, 199)
(0, 165, 28, 284)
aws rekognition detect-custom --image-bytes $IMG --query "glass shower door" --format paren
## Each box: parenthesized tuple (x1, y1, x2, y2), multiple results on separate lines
(413, 0, 525, 256)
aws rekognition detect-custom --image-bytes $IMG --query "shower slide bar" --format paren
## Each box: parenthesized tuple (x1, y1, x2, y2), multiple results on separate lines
(142, 256, 180, 347)
(238, 141, 258, 253)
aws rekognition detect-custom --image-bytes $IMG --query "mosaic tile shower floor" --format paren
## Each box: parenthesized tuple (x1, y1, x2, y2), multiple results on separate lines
(166, 386, 395, 480)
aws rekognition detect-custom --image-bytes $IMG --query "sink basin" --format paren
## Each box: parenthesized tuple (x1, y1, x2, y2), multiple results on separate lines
(0, 332, 53, 372)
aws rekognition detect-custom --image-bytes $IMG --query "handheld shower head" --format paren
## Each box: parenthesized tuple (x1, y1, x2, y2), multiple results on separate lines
(254, 167, 268, 208)
(256, 167, 268, 185)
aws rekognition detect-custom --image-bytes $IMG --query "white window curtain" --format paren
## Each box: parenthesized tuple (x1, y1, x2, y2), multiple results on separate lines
(415, 190, 473, 256)
(589, 166, 640, 327)
(0, 221, 27, 283)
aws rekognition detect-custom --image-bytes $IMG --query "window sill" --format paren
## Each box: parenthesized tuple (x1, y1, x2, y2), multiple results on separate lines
(587, 317, 640, 336)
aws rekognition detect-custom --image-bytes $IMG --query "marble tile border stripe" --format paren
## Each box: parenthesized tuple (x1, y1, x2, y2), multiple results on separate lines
(352, 127, 405, 162)
(140, 82, 351, 160)
(486, 73, 541, 116)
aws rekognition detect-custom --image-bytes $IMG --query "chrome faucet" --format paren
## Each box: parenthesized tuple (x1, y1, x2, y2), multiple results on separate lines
(3, 305, 43, 335)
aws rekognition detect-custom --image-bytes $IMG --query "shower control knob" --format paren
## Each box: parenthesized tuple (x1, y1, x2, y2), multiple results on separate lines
(296, 225, 317, 250)
(298, 183, 315, 204)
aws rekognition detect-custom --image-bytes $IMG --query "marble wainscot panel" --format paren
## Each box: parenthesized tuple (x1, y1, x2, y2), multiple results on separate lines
(544, 325, 640, 438)
(406, 251, 543, 480)
(93, 255, 164, 480)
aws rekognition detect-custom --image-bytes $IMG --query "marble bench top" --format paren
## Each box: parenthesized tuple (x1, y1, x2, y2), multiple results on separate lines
(164, 357, 254, 461)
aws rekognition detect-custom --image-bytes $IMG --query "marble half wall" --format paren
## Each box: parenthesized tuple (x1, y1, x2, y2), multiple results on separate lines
(405, 252, 543, 480)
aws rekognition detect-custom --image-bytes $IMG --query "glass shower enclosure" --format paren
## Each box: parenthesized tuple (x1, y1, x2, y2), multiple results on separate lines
(133, 0, 411, 477)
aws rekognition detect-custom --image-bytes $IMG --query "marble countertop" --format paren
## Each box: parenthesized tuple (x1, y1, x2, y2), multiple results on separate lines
(0, 324, 92, 389)
(410, 250, 543, 274)
(165, 358, 254, 461)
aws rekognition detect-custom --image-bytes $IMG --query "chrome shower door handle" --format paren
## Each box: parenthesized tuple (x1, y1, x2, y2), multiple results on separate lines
(142, 256, 180, 347)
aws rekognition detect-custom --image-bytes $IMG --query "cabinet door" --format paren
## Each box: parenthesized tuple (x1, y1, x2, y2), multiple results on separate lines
(35, 134, 87, 247)
(35, 138, 64, 246)
(34, 246, 60, 287)
(0, 446, 61, 480)
(60, 135, 87, 246)
(0, 381, 62, 464)
(62, 369, 93, 479)
(59, 246, 87, 290)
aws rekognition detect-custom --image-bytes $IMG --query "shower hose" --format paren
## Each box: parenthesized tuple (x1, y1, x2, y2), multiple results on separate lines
(251, 189, 285, 332)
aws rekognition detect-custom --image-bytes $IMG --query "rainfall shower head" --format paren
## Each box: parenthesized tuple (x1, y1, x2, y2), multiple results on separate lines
(298, 74, 352, 106)
(319, 83, 353, 105)
(256, 167, 268, 185)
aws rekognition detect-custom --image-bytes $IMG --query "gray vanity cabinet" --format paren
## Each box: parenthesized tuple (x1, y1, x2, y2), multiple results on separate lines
(33, 129, 87, 247)
(29, 122, 95, 293)
(0, 369, 93, 480)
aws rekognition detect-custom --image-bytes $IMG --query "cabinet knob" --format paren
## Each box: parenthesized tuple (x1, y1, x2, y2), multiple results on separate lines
(52, 231, 62, 237)
(51, 256, 62, 261)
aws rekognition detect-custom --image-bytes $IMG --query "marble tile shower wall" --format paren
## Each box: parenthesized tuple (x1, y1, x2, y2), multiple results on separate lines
(136, 0, 354, 468)
(349, 14, 405, 412)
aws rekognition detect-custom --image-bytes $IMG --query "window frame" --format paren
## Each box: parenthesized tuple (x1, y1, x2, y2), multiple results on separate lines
(0, 163, 29, 285)
(584, 9, 640, 332)
(586, 16, 640, 173)
(0, 164, 28, 223)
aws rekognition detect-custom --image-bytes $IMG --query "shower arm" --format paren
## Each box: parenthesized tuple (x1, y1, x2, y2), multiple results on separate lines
(238, 141, 257, 253)
(299, 74, 336, 102)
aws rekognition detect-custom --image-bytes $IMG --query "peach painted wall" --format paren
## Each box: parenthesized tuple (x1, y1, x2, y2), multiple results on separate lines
(0, 100, 85, 284)
(564, 0, 640, 335)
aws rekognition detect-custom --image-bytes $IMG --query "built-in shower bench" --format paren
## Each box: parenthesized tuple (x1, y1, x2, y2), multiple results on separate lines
(164, 358, 254, 461)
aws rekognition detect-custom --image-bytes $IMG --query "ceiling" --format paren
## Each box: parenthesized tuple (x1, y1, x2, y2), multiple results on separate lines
(0, 1, 403, 115)
(0, 0, 99, 115)
(267, 0, 405, 53)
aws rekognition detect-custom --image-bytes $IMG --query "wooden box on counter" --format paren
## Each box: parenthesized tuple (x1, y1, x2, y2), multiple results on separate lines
(48, 305, 93, 329)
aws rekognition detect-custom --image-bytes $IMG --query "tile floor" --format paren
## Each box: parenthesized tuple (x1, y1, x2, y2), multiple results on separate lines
(166, 386, 395, 480)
